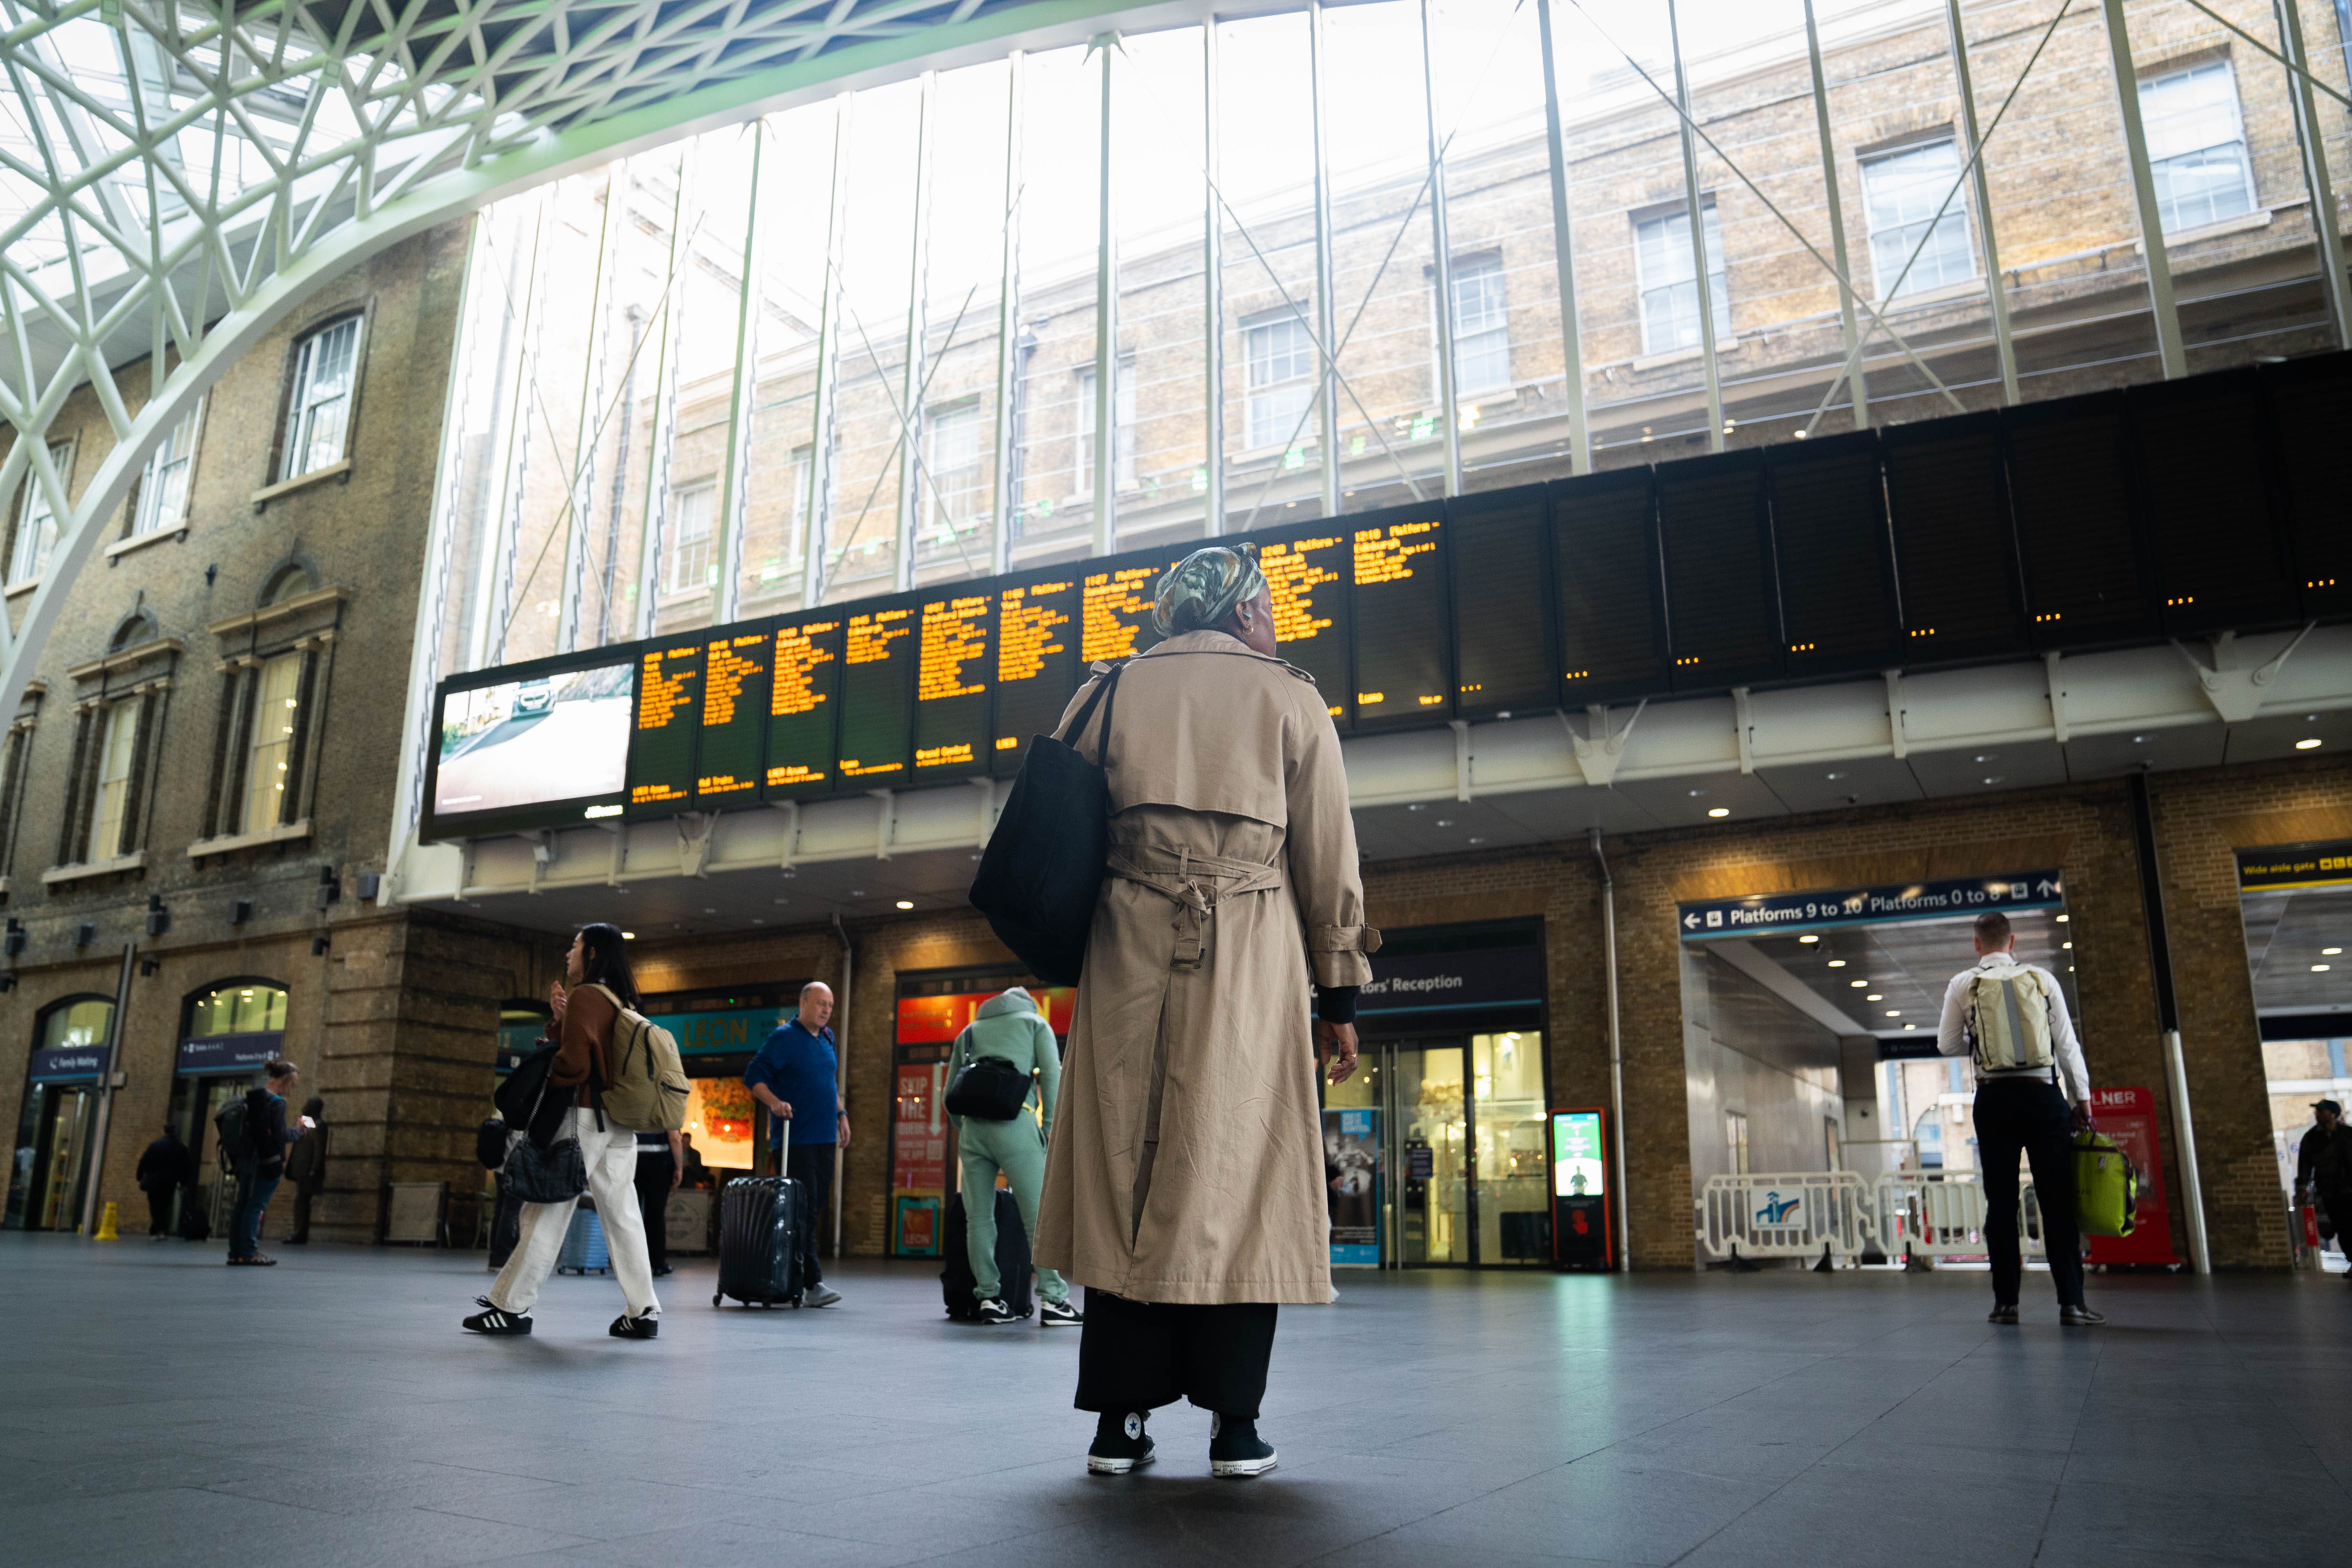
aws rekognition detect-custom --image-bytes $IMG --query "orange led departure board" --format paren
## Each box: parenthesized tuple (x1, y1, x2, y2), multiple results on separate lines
(625, 641, 703, 810)
(1350, 511, 1451, 730)
(914, 593, 993, 777)
(765, 615, 841, 798)
(838, 598, 917, 784)
(1261, 528, 1352, 730)
(1081, 561, 1172, 664)
(696, 629, 771, 801)
(992, 576, 1079, 776)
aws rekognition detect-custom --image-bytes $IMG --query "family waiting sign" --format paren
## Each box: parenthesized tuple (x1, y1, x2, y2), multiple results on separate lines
(1678, 872, 2064, 940)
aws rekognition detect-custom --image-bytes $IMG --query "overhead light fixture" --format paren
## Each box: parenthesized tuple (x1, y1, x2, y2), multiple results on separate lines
(1825, 771, 1847, 781)
(1904, 1022, 1917, 1030)
(2062, 941, 2072, 950)
(1982, 776, 2004, 785)
(2318, 964, 2334, 973)
(896, 900, 915, 910)
(1867, 993, 1882, 1001)
(1885, 1010, 1901, 1018)
(2297, 738, 2324, 750)
(1707, 807, 1730, 818)
(1436, 819, 1454, 827)
(1850, 980, 1867, 988)
(621, 931, 636, 940)
(1467, 836, 1485, 844)
(2055, 914, 2069, 923)
(2325, 947, 2343, 956)
(1974, 753, 1997, 763)
(1798, 935, 1818, 945)
(1827, 959, 1847, 968)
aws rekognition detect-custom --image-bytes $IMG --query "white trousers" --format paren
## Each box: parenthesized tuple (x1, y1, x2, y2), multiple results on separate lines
(489, 1108, 660, 1319)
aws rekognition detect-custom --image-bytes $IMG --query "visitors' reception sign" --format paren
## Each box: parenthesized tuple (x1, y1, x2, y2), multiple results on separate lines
(2086, 1085, 2177, 1267)
(1678, 871, 2063, 940)
(2236, 841, 2352, 892)
(1357, 941, 1544, 1015)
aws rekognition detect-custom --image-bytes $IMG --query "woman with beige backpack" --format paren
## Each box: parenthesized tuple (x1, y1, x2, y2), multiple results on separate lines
(465, 922, 686, 1341)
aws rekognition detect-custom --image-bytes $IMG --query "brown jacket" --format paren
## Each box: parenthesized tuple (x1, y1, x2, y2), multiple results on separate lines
(550, 983, 623, 1109)
(1034, 629, 1377, 1305)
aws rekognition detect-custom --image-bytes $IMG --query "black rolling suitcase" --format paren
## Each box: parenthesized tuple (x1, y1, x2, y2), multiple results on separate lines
(941, 1188, 1033, 1321)
(714, 1125, 807, 1308)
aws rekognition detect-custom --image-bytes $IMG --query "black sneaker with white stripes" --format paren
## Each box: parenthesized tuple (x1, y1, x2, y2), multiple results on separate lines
(609, 1311, 659, 1339)
(1208, 1413, 1277, 1478)
(461, 1297, 531, 1336)
(1038, 1297, 1083, 1327)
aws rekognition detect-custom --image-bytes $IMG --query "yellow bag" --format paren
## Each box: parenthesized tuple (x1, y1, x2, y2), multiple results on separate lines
(2073, 1129, 2138, 1239)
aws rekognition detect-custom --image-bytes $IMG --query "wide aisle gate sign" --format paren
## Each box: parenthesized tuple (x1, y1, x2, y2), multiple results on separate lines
(1678, 872, 2064, 939)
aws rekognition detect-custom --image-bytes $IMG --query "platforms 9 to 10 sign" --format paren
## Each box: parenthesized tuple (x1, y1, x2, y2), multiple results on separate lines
(576, 508, 1465, 824)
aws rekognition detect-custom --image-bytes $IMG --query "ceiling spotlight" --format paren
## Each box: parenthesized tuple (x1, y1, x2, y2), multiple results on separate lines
(2131, 734, 2151, 744)
(2297, 738, 2324, 750)
(2325, 947, 2343, 956)
(850, 890, 867, 898)
(1407, 803, 1424, 811)
(1850, 980, 1867, 988)
(702, 907, 717, 915)
(1467, 836, 1486, 844)
(1687, 788, 1708, 798)
(1982, 776, 2004, 785)
(1707, 807, 1730, 818)
(1885, 1010, 1901, 1018)
(895, 900, 915, 910)
(621, 931, 637, 940)
(1798, 935, 1818, 944)
(1436, 818, 1455, 827)
(2318, 964, 2335, 973)
(1825, 771, 1847, 781)
(1974, 753, 1997, 763)
(1904, 1022, 1917, 1030)
(2055, 914, 2069, 923)
(1866, 994, 1883, 1001)
(1827, 959, 1847, 967)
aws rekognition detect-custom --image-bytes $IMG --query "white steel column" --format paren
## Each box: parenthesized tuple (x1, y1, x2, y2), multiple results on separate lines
(1203, 19, 1227, 532)
(1944, 0, 2019, 405)
(1310, 0, 1344, 514)
(2101, 0, 2190, 379)
(1420, 0, 1462, 494)
(1803, 0, 1866, 429)
(2278, 0, 2352, 351)
(1535, 0, 1591, 476)
(635, 152, 695, 638)
(804, 95, 855, 609)
(713, 124, 769, 621)
(990, 53, 1026, 573)
(1668, 0, 1727, 452)
(1092, 35, 1120, 555)
(895, 71, 938, 594)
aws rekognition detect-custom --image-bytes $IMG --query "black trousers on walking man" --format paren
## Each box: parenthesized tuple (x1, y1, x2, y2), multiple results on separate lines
(785, 1141, 832, 1288)
(1976, 1076, 2084, 1309)
(633, 1148, 674, 1275)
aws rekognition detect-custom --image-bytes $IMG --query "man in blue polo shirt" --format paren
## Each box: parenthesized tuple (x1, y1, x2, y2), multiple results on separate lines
(743, 981, 850, 1308)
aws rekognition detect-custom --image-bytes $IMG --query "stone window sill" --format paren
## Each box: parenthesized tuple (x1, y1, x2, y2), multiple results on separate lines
(2134, 204, 2283, 253)
(1875, 278, 1987, 311)
(250, 457, 352, 510)
(4, 573, 40, 601)
(44, 851, 147, 886)
(188, 818, 312, 859)
(107, 526, 187, 560)
(1633, 338, 1745, 373)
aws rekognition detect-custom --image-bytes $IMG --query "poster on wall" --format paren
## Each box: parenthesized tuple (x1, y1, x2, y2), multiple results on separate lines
(2085, 1086, 2177, 1266)
(1324, 1108, 1382, 1267)
(892, 1060, 948, 1257)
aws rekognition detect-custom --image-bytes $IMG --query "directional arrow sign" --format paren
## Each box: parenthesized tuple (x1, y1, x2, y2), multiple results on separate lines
(1677, 871, 2064, 940)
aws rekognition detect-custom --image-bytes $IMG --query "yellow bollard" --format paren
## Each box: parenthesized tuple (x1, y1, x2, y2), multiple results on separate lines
(93, 1201, 120, 1241)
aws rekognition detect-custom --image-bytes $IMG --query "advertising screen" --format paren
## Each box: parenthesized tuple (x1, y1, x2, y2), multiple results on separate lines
(1552, 1110, 1605, 1197)
(913, 592, 993, 779)
(765, 615, 842, 798)
(431, 657, 634, 830)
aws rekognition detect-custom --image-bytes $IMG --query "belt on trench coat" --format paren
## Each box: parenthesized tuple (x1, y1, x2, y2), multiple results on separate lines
(1105, 843, 1286, 970)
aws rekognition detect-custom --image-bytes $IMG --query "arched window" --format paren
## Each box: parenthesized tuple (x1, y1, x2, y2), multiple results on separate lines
(179, 979, 290, 1075)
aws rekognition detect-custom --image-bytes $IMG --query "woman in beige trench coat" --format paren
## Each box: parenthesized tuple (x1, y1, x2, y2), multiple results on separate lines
(1035, 542, 1378, 1479)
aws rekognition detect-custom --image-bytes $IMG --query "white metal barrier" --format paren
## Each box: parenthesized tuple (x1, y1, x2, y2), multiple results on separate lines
(1698, 1170, 2045, 1264)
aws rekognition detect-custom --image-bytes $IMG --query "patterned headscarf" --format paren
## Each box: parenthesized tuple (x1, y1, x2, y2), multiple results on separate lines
(1152, 542, 1266, 637)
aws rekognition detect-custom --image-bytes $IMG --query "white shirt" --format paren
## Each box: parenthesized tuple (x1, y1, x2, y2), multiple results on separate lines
(1936, 951, 2089, 1103)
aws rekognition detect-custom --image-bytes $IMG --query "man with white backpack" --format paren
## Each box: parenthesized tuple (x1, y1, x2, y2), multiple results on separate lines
(1936, 910, 2103, 1327)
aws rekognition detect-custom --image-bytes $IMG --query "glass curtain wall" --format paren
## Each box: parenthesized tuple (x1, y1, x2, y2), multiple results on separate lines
(420, 0, 2352, 686)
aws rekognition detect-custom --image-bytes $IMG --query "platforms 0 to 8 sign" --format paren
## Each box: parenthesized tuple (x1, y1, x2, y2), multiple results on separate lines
(627, 641, 702, 811)
(765, 616, 841, 798)
(696, 630, 770, 804)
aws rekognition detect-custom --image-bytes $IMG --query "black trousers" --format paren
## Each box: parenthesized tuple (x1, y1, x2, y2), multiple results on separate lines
(634, 1151, 674, 1273)
(145, 1187, 172, 1235)
(1075, 1290, 1278, 1419)
(290, 1183, 317, 1242)
(786, 1141, 833, 1287)
(1976, 1075, 2084, 1308)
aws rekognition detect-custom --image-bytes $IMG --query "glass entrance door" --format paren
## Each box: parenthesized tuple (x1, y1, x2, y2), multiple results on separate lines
(22, 1086, 97, 1232)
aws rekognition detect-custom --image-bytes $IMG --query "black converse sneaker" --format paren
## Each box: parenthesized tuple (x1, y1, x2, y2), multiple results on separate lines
(1087, 1411, 1155, 1475)
(1208, 1413, 1277, 1478)
(974, 1297, 1017, 1325)
(461, 1297, 532, 1336)
(1038, 1297, 1083, 1327)
(609, 1310, 659, 1339)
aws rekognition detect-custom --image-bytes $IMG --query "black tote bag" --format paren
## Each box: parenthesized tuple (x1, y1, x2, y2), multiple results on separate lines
(967, 663, 1124, 986)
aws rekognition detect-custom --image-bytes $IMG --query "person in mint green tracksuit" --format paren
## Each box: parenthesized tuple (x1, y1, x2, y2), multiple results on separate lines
(948, 988, 1079, 1326)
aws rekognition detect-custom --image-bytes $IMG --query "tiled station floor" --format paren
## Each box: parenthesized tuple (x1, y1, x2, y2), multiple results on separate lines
(3, 1234, 2341, 1566)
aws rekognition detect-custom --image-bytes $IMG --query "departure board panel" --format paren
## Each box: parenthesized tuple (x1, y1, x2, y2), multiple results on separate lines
(1881, 412, 2026, 664)
(1080, 558, 1173, 665)
(2127, 371, 2297, 636)
(2265, 353, 2352, 621)
(913, 592, 994, 779)
(1656, 451, 1782, 691)
(1552, 469, 1669, 705)
(696, 627, 772, 804)
(1767, 432, 1897, 678)
(1450, 488, 1552, 718)
(992, 574, 1081, 776)
(837, 599, 918, 785)
(1349, 506, 1451, 731)
(626, 640, 703, 812)
(764, 615, 842, 798)
(1262, 526, 1352, 728)
(2004, 392, 2153, 649)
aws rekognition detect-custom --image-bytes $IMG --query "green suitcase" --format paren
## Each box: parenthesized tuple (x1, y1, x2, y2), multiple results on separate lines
(2074, 1130, 2138, 1239)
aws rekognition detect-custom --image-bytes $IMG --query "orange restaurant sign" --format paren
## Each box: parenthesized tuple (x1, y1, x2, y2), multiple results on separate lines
(894, 986, 1075, 1043)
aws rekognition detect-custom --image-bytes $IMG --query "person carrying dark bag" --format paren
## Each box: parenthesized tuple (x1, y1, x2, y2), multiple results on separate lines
(136, 1127, 195, 1241)
(284, 1098, 329, 1243)
(225, 1061, 301, 1266)
(2297, 1099, 2352, 1277)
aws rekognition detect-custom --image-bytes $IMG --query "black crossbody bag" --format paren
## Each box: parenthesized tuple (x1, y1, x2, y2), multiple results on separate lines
(967, 662, 1124, 986)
